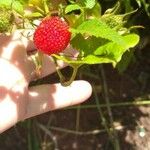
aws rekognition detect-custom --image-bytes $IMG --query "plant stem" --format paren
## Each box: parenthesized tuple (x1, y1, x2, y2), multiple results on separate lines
(65, 100, 150, 110)
(30, 51, 43, 77)
(53, 57, 80, 86)
(37, 123, 59, 149)
(75, 105, 81, 133)
(49, 126, 106, 135)
(93, 86, 114, 141)
(61, 65, 79, 86)
(100, 65, 120, 150)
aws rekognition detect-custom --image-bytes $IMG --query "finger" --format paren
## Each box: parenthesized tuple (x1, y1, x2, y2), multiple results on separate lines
(0, 30, 34, 60)
(28, 46, 78, 80)
(27, 54, 67, 81)
(40, 55, 67, 78)
(25, 80, 92, 119)
(19, 30, 67, 79)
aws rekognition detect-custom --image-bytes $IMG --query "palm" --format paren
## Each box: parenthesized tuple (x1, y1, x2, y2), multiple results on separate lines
(0, 30, 92, 133)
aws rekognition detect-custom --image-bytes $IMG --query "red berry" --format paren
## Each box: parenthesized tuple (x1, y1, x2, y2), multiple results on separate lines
(33, 16, 71, 55)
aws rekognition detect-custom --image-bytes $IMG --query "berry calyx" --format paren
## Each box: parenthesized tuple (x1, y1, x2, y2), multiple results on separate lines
(33, 16, 71, 55)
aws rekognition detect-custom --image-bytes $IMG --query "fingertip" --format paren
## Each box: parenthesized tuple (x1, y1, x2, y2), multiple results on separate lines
(70, 80, 92, 102)
(49, 80, 92, 109)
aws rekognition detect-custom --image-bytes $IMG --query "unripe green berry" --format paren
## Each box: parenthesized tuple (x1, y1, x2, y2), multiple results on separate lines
(0, 7, 14, 33)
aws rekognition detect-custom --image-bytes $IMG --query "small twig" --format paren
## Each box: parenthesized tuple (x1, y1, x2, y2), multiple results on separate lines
(100, 65, 120, 150)
(52, 56, 80, 86)
(65, 100, 150, 110)
(75, 105, 81, 133)
(60, 65, 79, 86)
(49, 126, 106, 135)
(93, 85, 114, 140)
(48, 125, 124, 136)
(37, 123, 59, 150)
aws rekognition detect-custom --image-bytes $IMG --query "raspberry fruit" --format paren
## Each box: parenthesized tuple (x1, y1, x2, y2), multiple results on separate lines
(33, 16, 71, 55)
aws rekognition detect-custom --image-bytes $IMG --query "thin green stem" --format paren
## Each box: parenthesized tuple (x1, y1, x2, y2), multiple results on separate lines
(75, 105, 81, 132)
(93, 86, 113, 141)
(53, 57, 80, 86)
(100, 65, 120, 150)
(49, 126, 106, 135)
(61, 65, 79, 86)
(30, 51, 43, 77)
(65, 100, 150, 110)
(48, 125, 124, 136)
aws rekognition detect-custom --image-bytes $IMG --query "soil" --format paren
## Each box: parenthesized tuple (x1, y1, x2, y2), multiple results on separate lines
(0, 38, 150, 150)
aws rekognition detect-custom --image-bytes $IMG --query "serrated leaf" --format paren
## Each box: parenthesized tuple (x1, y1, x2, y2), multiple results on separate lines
(71, 34, 88, 52)
(65, 4, 81, 14)
(71, 34, 107, 55)
(54, 34, 139, 67)
(71, 19, 126, 47)
(94, 34, 140, 62)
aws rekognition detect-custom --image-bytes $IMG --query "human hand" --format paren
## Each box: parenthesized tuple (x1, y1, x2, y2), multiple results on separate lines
(0, 30, 92, 133)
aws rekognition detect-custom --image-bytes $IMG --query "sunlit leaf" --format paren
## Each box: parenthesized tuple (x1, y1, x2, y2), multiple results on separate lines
(65, 4, 81, 14)
(72, 19, 126, 47)
(94, 34, 140, 62)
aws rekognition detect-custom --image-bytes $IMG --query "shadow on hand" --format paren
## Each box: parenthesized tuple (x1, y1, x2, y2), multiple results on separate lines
(0, 33, 57, 133)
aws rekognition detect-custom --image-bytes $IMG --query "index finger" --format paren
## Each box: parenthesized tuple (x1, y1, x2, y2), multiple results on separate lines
(0, 30, 34, 60)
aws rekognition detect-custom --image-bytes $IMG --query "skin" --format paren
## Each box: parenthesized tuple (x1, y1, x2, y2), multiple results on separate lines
(0, 30, 92, 133)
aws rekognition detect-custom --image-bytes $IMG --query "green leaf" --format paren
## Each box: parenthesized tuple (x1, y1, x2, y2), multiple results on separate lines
(116, 50, 135, 73)
(71, 34, 107, 55)
(71, 34, 88, 52)
(71, 19, 126, 47)
(0, 0, 24, 14)
(0, 0, 12, 7)
(54, 34, 139, 67)
(24, 12, 43, 18)
(81, 55, 115, 64)
(87, 2, 102, 17)
(123, 34, 140, 48)
(12, 1, 24, 14)
(94, 34, 140, 62)
(52, 54, 115, 65)
(65, 4, 81, 14)
(18, 0, 29, 5)
(81, 0, 96, 9)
